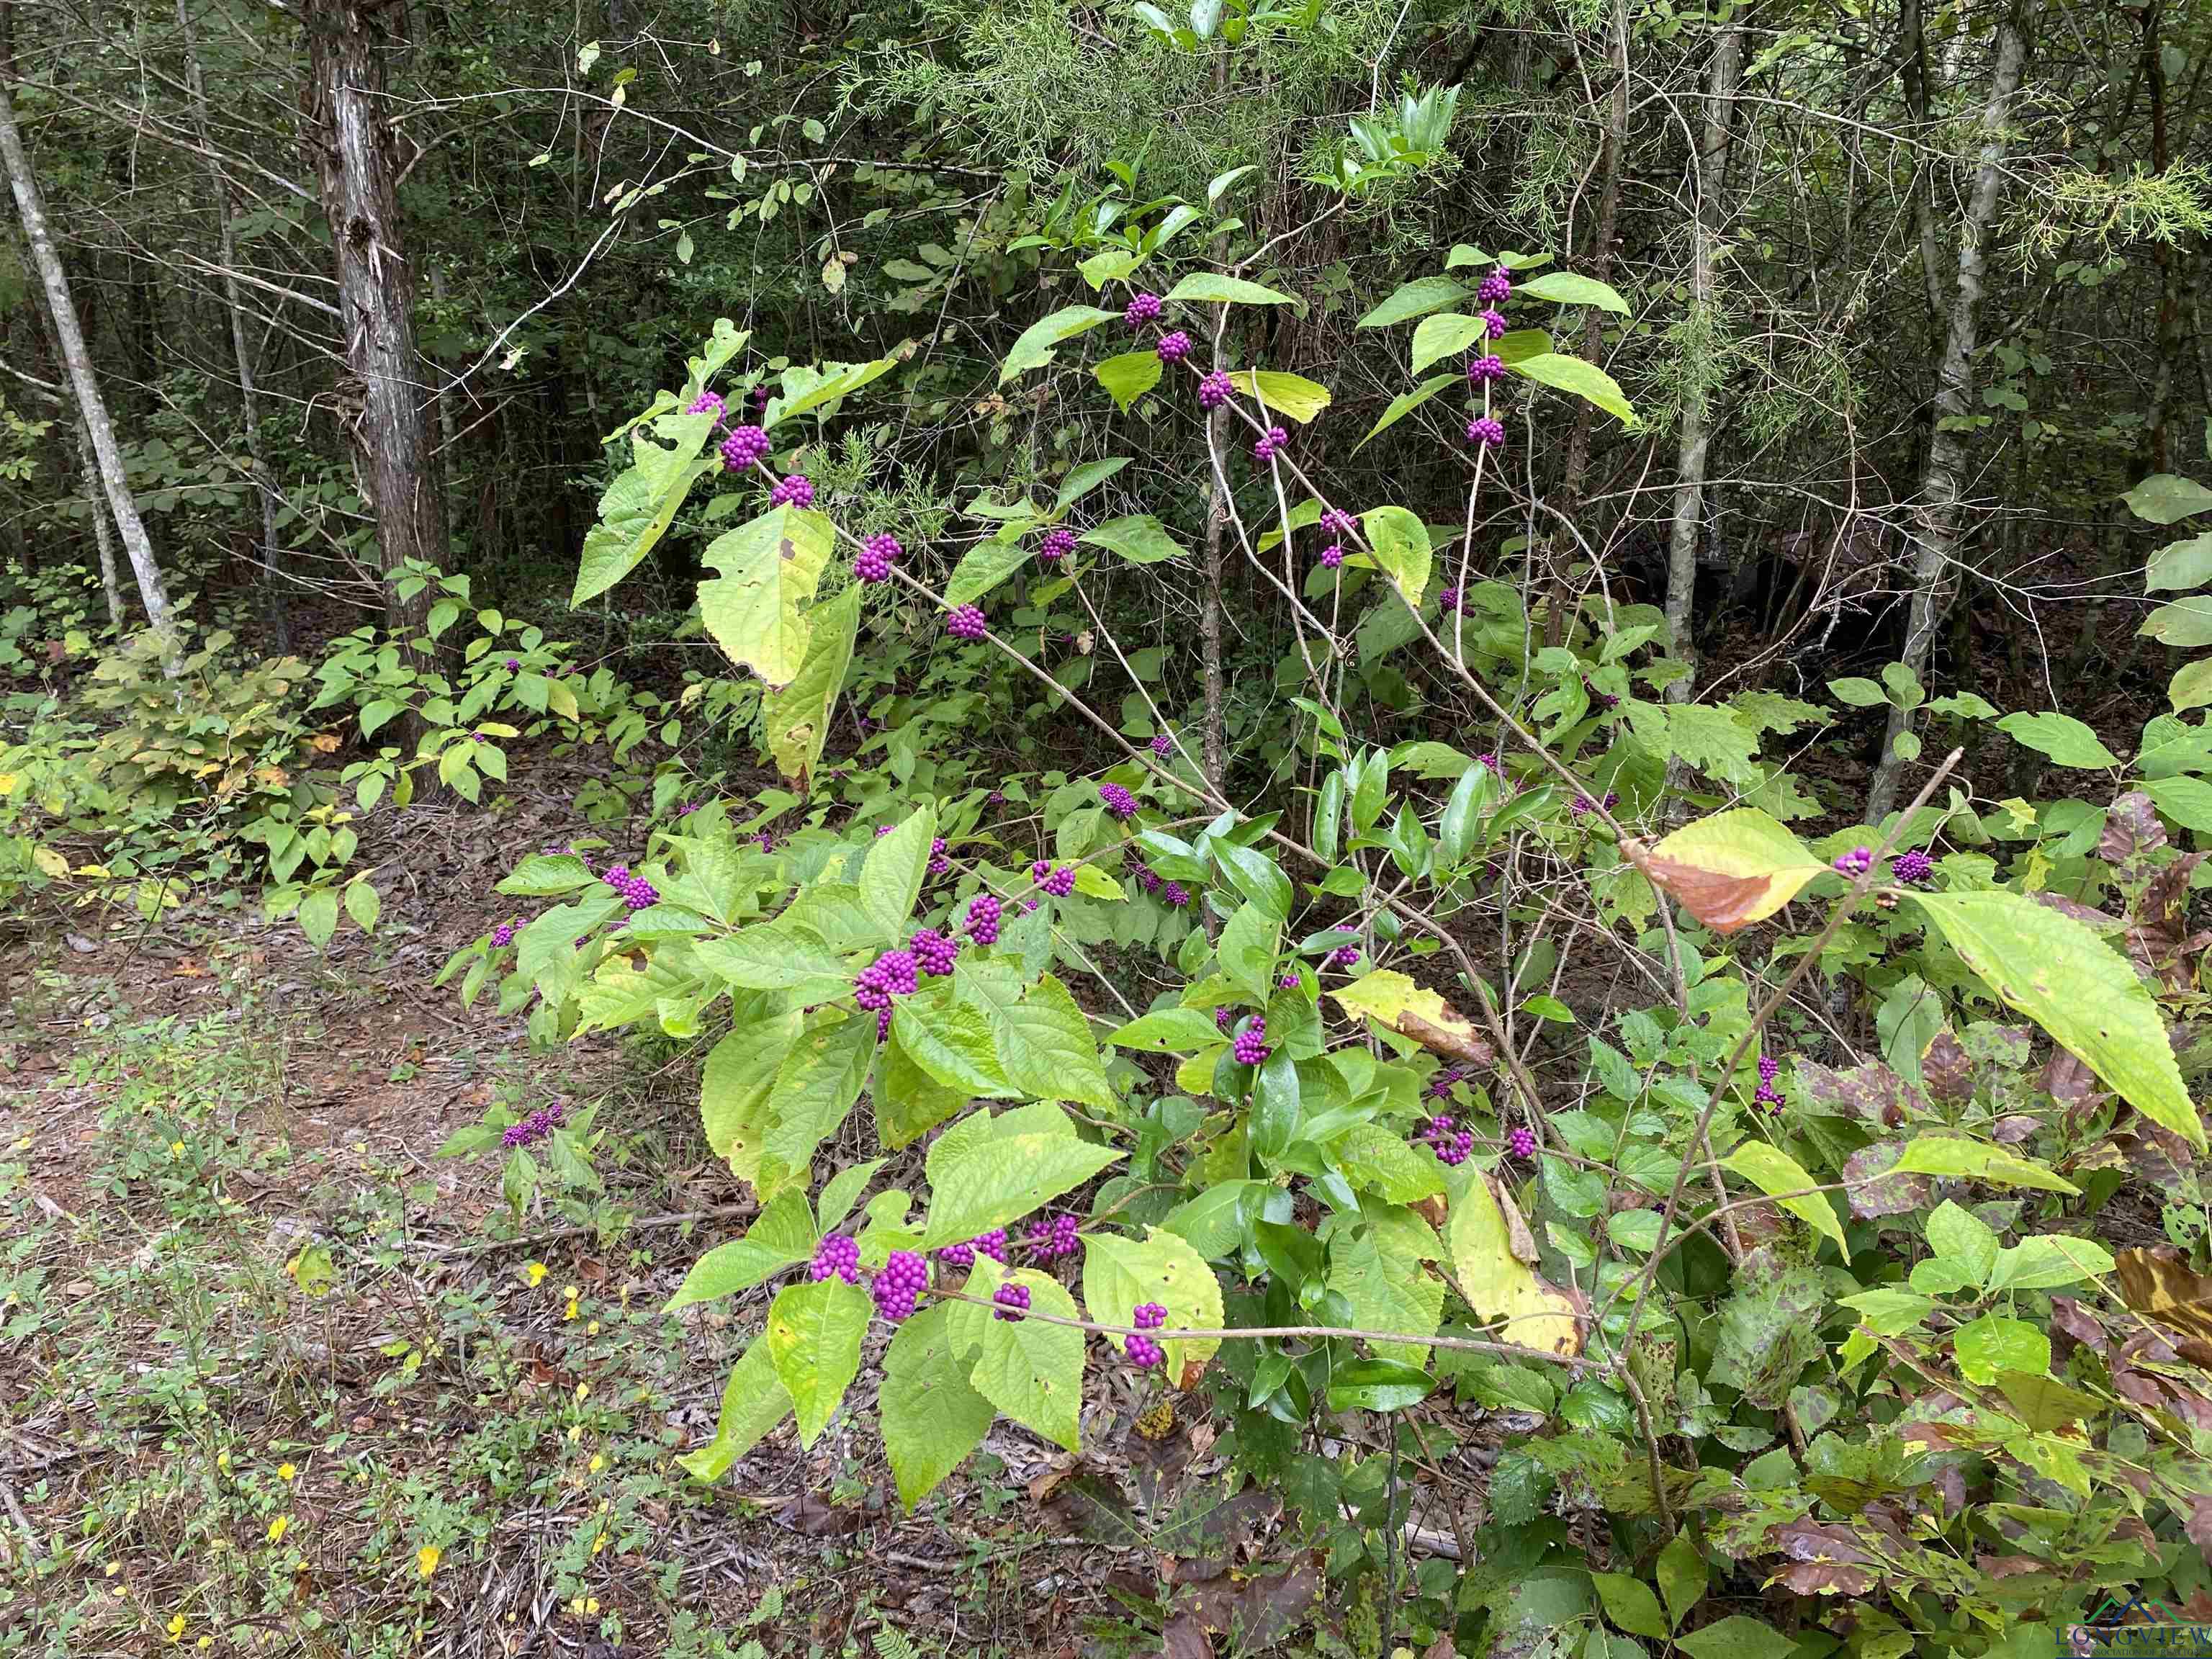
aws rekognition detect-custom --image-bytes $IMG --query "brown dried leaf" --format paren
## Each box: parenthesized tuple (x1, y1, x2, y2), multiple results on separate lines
(1626, 851, 1786, 935)
(2113, 1247, 2212, 1350)
(2100, 791, 2167, 866)
(1920, 1028, 1974, 1103)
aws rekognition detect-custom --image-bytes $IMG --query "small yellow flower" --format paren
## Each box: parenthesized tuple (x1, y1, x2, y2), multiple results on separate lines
(586, 1320, 601, 1335)
(585, 1598, 600, 1614)
(575, 1382, 590, 1401)
(523, 1262, 549, 1287)
(417, 1545, 442, 1578)
(567, 1424, 582, 1442)
(587, 1453, 604, 1474)
(278, 1463, 297, 1481)
(564, 1295, 580, 1321)
(591, 1532, 608, 1556)
(217, 1449, 230, 1473)
(198, 1640, 213, 1651)
(114, 1584, 128, 1598)
(104, 1563, 121, 1577)
(168, 1614, 187, 1640)
(169, 1141, 186, 1159)
(267, 1515, 290, 1543)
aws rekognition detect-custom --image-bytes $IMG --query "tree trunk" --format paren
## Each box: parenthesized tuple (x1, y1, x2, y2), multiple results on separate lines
(1900, 0, 1949, 323)
(76, 412, 126, 635)
(303, 0, 448, 635)
(177, 0, 288, 654)
(1661, 22, 1742, 709)
(1865, 0, 2031, 826)
(0, 81, 182, 673)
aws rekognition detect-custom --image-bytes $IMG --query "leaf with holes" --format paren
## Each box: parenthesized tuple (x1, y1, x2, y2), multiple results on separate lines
(697, 505, 837, 685)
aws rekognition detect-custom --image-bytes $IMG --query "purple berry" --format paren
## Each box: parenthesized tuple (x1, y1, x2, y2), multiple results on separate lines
(1477, 264, 1513, 305)
(1151, 732, 1174, 757)
(1031, 860, 1076, 898)
(909, 928, 959, 977)
(1466, 355, 1505, 384)
(1318, 542, 1344, 569)
(1278, 971, 1302, 989)
(1758, 1052, 1781, 1086)
(1479, 307, 1506, 339)
(965, 893, 1002, 945)
(1421, 1113, 1473, 1166)
(1253, 426, 1288, 462)
(1197, 370, 1233, 410)
(1023, 1212, 1081, 1260)
(687, 390, 726, 419)
(1160, 882, 1190, 907)
(946, 604, 988, 641)
(1126, 1333, 1164, 1369)
(1833, 846, 1873, 878)
(1467, 416, 1506, 449)
(1319, 508, 1357, 537)
(993, 1282, 1031, 1322)
(1156, 330, 1192, 364)
(1123, 292, 1163, 329)
(1038, 526, 1076, 563)
(1327, 945, 1360, 968)
(770, 473, 814, 508)
(1133, 1301, 1167, 1331)
(1099, 782, 1138, 821)
(1892, 850, 1933, 886)
(1507, 1125, 1537, 1161)
(1754, 1080, 1784, 1113)
(1231, 1017, 1270, 1067)
(855, 532, 901, 584)
(490, 919, 518, 948)
(810, 1233, 862, 1285)
(871, 1250, 930, 1322)
(719, 424, 770, 471)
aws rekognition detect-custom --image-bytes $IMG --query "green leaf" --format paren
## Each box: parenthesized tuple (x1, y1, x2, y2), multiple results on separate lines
(1081, 1227, 1225, 1376)
(343, 880, 380, 935)
(676, 1335, 791, 1481)
(1336, 1121, 1446, 1203)
(2122, 472, 2212, 525)
(1214, 841, 1292, 922)
(701, 1012, 802, 1179)
(817, 1159, 884, 1233)
(298, 887, 338, 949)
(881, 1303, 997, 1508)
(1356, 276, 1470, 328)
(762, 1013, 877, 1177)
(1909, 889, 2203, 1148)
(1410, 313, 1489, 375)
(877, 1023, 968, 1150)
(775, 356, 898, 424)
(761, 582, 860, 787)
(1110, 1006, 1228, 1053)
(2170, 659, 2212, 714)
(1953, 1313, 2051, 1385)
(892, 997, 1017, 1097)
(1725, 1142, 1844, 1252)
(919, 1106, 1123, 1246)
(991, 975, 1116, 1110)
(1507, 351, 1636, 425)
(765, 1278, 871, 1446)
(963, 1264, 1086, 1451)
(1516, 271, 1630, 313)
(358, 698, 405, 739)
(697, 505, 837, 685)
(1891, 1136, 2078, 1194)
(573, 413, 716, 603)
(1164, 272, 1299, 307)
(2145, 531, 2212, 592)
(1995, 711, 2123, 768)
(943, 538, 1035, 607)
(1656, 1532, 1707, 1629)
(1000, 305, 1118, 382)
(497, 853, 598, 898)
(1218, 902, 1280, 1002)
(1590, 1573, 1668, 1640)
(1081, 514, 1187, 564)
(860, 807, 938, 943)
(696, 923, 849, 993)
(1094, 349, 1164, 410)
(1163, 1181, 1262, 1256)
(1828, 676, 1889, 708)
(1674, 1616, 1798, 1659)
(1053, 456, 1131, 512)
(1925, 1200, 1999, 1287)
(1324, 1357, 1437, 1412)
(1987, 1233, 2114, 1292)
(1231, 369, 1331, 423)
(1356, 373, 1460, 451)
(1327, 1214, 1443, 1366)
(666, 1189, 816, 1309)
(2141, 775, 2212, 831)
(1359, 506, 1431, 608)
(2139, 595, 2212, 648)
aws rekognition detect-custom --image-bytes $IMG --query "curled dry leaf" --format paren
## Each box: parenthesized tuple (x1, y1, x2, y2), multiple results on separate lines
(1327, 969, 1495, 1067)
(2113, 1247, 2212, 1366)
(1619, 807, 1829, 935)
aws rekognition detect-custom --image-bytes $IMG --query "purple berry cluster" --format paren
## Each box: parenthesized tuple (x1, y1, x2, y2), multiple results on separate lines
(1754, 1052, 1784, 1113)
(853, 947, 920, 1035)
(939, 1228, 1008, 1269)
(1126, 1301, 1169, 1370)
(1232, 1017, 1271, 1066)
(770, 473, 814, 508)
(1156, 330, 1192, 364)
(1214, 1005, 1236, 1033)
(1570, 791, 1620, 817)
(1479, 307, 1507, 340)
(1892, 850, 1933, 886)
(1320, 508, 1357, 537)
(719, 424, 770, 471)
(1440, 587, 1475, 617)
(810, 1232, 861, 1285)
(1161, 882, 1190, 907)
(1124, 292, 1163, 329)
(1507, 1124, 1538, 1161)
(1326, 944, 1361, 969)
(1038, 526, 1076, 563)
(490, 918, 519, 948)
(993, 1282, 1031, 1322)
(1318, 542, 1344, 569)
(1100, 782, 1138, 821)
(1197, 370, 1233, 410)
(1031, 861, 1076, 898)
(1151, 732, 1174, 757)
(872, 1251, 930, 1322)
(1427, 1064, 1468, 1100)
(1467, 416, 1506, 449)
(909, 928, 959, 977)
(947, 604, 987, 641)
(928, 836, 952, 876)
(1423, 1113, 1475, 1166)
(1278, 971, 1303, 990)
(1467, 354, 1506, 384)
(500, 1099, 570, 1149)
(1477, 264, 1514, 305)
(1833, 845, 1873, 878)
(687, 390, 726, 419)
(1253, 426, 1288, 462)
(603, 864, 659, 911)
(855, 532, 902, 584)
(965, 893, 1002, 944)
(1027, 1212, 1081, 1259)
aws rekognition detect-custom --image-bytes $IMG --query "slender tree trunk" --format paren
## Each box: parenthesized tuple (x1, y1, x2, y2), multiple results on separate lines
(1662, 22, 1742, 708)
(76, 411, 126, 635)
(303, 0, 448, 635)
(0, 81, 182, 673)
(176, 0, 288, 653)
(1900, 0, 1949, 323)
(1866, 0, 2031, 825)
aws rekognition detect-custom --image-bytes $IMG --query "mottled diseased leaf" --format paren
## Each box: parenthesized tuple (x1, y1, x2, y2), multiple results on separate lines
(697, 505, 837, 685)
(1794, 1058, 1929, 1127)
(1842, 1141, 1933, 1218)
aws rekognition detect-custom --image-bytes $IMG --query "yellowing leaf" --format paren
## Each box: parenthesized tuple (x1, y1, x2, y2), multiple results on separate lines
(697, 505, 837, 685)
(1624, 807, 1828, 934)
(1328, 969, 1493, 1066)
(1444, 1172, 1582, 1357)
(1725, 1141, 1845, 1252)
(1230, 369, 1331, 423)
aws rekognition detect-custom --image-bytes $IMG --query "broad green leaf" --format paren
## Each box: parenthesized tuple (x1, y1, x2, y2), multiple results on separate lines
(1910, 889, 2203, 1148)
(1163, 1180, 1263, 1256)
(298, 887, 338, 948)
(1995, 711, 2123, 768)
(2168, 658, 2212, 714)
(697, 505, 837, 685)
(1590, 1573, 1668, 1640)
(773, 356, 898, 424)
(1053, 456, 1131, 512)
(676, 1335, 790, 1481)
(1892, 1136, 2078, 1193)
(1627, 806, 1828, 935)
(1516, 271, 1630, 313)
(1675, 1617, 1798, 1659)
(1925, 1200, 1999, 1285)
(1218, 901, 1280, 1002)
(2145, 532, 2212, 592)
(919, 1106, 1123, 1246)
(1953, 1312, 2050, 1385)
(1328, 1213, 1444, 1365)
(1410, 313, 1489, 375)
(1082, 514, 1187, 564)
(1507, 351, 1636, 425)
(965, 1266, 1086, 1452)
(2123, 473, 2212, 525)
(1725, 1142, 1844, 1252)
(498, 853, 595, 896)
(702, 1011, 802, 1179)
(764, 1279, 870, 1447)
(1359, 506, 1431, 608)
(574, 950, 697, 1035)
(1071, 865, 1123, 901)
(1445, 1169, 1582, 1357)
(1231, 369, 1331, 423)
(881, 1303, 997, 1508)
(992, 975, 1116, 1110)
(876, 1022, 968, 1149)
(859, 807, 937, 943)
(1356, 276, 1471, 328)
(817, 1159, 884, 1232)
(573, 411, 716, 603)
(761, 583, 859, 786)
(944, 537, 1035, 606)
(696, 923, 848, 993)
(1656, 1532, 1707, 1629)
(358, 698, 404, 739)
(1081, 1227, 1226, 1377)
(892, 997, 1017, 1097)
(1988, 1233, 2113, 1292)
(1164, 272, 1300, 307)
(762, 1012, 876, 1178)
(1828, 676, 1889, 708)
(1325, 1357, 1437, 1412)
(2139, 595, 2212, 648)
(1356, 373, 1460, 451)
(1336, 1121, 1447, 1203)
(666, 1188, 816, 1308)
(1094, 349, 1164, 410)
(2141, 775, 2212, 830)
(1000, 304, 1118, 382)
